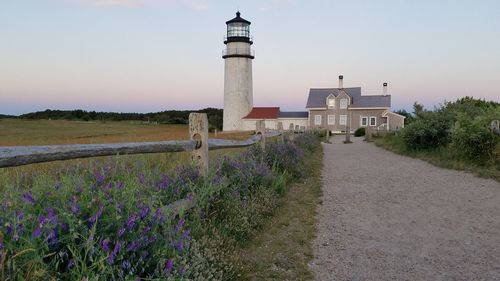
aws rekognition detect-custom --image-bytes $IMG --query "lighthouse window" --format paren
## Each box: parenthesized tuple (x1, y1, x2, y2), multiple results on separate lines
(227, 23, 250, 37)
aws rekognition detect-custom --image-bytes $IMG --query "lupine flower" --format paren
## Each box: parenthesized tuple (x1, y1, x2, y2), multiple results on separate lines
(47, 229, 58, 246)
(126, 240, 140, 252)
(164, 259, 173, 273)
(117, 226, 125, 237)
(175, 239, 184, 252)
(102, 238, 110, 252)
(122, 260, 131, 270)
(6, 223, 13, 235)
(33, 226, 42, 238)
(175, 218, 185, 231)
(0, 241, 4, 251)
(70, 196, 80, 215)
(108, 241, 121, 265)
(127, 214, 137, 230)
(22, 192, 36, 204)
(88, 205, 104, 228)
(115, 181, 124, 190)
(94, 170, 104, 185)
(139, 205, 149, 220)
(180, 266, 187, 276)
(158, 175, 170, 190)
(68, 259, 75, 269)
(182, 230, 190, 240)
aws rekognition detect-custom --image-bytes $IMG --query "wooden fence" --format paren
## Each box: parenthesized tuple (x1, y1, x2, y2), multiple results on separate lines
(0, 114, 290, 171)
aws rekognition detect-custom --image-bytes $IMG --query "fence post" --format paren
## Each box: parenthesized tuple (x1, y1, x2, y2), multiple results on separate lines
(256, 120, 266, 150)
(277, 122, 284, 144)
(189, 113, 209, 176)
(491, 120, 500, 135)
(345, 124, 351, 143)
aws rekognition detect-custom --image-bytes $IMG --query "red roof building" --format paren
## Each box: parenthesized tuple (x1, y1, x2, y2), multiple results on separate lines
(242, 107, 280, 119)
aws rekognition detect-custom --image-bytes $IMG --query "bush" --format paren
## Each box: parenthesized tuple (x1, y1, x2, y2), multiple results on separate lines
(451, 116, 498, 163)
(399, 113, 451, 150)
(354, 128, 365, 137)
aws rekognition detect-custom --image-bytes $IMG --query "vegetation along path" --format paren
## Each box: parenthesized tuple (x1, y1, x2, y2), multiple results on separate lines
(311, 136, 500, 281)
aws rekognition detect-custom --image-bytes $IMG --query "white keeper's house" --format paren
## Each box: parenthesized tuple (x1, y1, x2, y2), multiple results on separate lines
(222, 12, 405, 132)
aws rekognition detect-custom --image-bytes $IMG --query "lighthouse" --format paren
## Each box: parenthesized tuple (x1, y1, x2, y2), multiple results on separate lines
(222, 11, 254, 131)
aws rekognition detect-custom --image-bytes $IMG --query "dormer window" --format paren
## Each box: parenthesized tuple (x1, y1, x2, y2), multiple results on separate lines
(340, 98, 348, 109)
(327, 98, 335, 109)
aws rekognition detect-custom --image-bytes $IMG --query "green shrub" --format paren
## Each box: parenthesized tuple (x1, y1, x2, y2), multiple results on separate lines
(451, 116, 498, 163)
(399, 113, 451, 150)
(354, 128, 365, 137)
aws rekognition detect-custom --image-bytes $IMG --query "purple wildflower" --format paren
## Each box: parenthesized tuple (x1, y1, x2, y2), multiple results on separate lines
(126, 240, 140, 252)
(102, 238, 110, 252)
(94, 170, 104, 185)
(139, 205, 150, 220)
(158, 175, 170, 190)
(68, 259, 75, 269)
(33, 226, 42, 238)
(117, 226, 125, 237)
(154, 208, 163, 222)
(182, 229, 190, 240)
(108, 241, 121, 265)
(88, 205, 104, 228)
(0, 241, 4, 250)
(137, 173, 145, 184)
(6, 223, 13, 235)
(47, 229, 58, 246)
(16, 211, 24, 220)
(70, 196, 80, 215)
(164, 259, 174, 273)
(141, 226, 151, 236)
(115, 181, 124, 189)
(180, 266, 187, 276)
(22, 192, 36, 204)
(175, 218, 185, 231)
(127, 214, 137, 230)
(122, 260, 131, 270)
(175, 239, 184, 252)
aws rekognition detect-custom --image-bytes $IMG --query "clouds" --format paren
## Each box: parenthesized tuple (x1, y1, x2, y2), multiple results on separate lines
(74, 0, 209, 10)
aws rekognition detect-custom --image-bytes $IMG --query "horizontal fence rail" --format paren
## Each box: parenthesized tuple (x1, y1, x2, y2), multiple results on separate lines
(0, 129, 281, 168)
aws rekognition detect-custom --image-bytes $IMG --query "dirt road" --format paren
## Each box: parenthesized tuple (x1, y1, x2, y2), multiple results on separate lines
(311, 136, 500, 281)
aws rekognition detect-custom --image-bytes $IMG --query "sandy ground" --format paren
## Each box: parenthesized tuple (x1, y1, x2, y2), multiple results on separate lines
(311, 136, 500, 281)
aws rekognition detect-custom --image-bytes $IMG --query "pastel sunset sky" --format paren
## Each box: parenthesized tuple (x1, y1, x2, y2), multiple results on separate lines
(1, 0, 499, 115)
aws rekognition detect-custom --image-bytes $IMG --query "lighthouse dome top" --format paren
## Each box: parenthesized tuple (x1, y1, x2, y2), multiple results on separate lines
(226, 11, 251, 25)
(224, 11, 252, 44)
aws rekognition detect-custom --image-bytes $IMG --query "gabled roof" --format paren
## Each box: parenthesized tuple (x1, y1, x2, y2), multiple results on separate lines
(279, 111, 309, 118)
(305, 87, 391, 108)
(243, 107, 280, 119)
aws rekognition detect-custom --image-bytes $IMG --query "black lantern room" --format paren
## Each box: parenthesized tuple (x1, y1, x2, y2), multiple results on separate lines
(224, 11, 252, 44)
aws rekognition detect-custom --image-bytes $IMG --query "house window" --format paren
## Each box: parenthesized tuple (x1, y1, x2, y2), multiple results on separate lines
(340, 98, 348, 109)
(360, 117, 368, 126)
(327, 115, 335, 125)
(327, 98, 335, 109)
(314, 115, 322, 125)
(339, 115, 347, 125)
(370, 116, 377, 126)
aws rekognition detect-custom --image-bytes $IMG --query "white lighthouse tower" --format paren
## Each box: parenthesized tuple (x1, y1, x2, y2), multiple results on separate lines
(222, 11, 254, 131)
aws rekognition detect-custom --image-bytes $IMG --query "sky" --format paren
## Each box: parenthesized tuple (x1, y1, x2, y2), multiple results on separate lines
(1, 0, 499, 115)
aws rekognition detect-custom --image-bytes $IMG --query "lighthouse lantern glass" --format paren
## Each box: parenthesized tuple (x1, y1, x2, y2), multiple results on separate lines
(227, 22, 250, 38)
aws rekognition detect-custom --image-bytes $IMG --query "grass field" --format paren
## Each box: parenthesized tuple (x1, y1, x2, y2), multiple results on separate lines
(0, 119, 249, 146)
(0, 119, 252, 179)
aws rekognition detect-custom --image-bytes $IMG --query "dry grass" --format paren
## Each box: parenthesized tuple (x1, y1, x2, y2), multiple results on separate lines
(0, 119, 250, 146)
(0, 119, 251, 179)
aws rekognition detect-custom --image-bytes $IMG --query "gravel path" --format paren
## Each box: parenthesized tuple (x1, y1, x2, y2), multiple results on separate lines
(311, 136, 500, 281)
